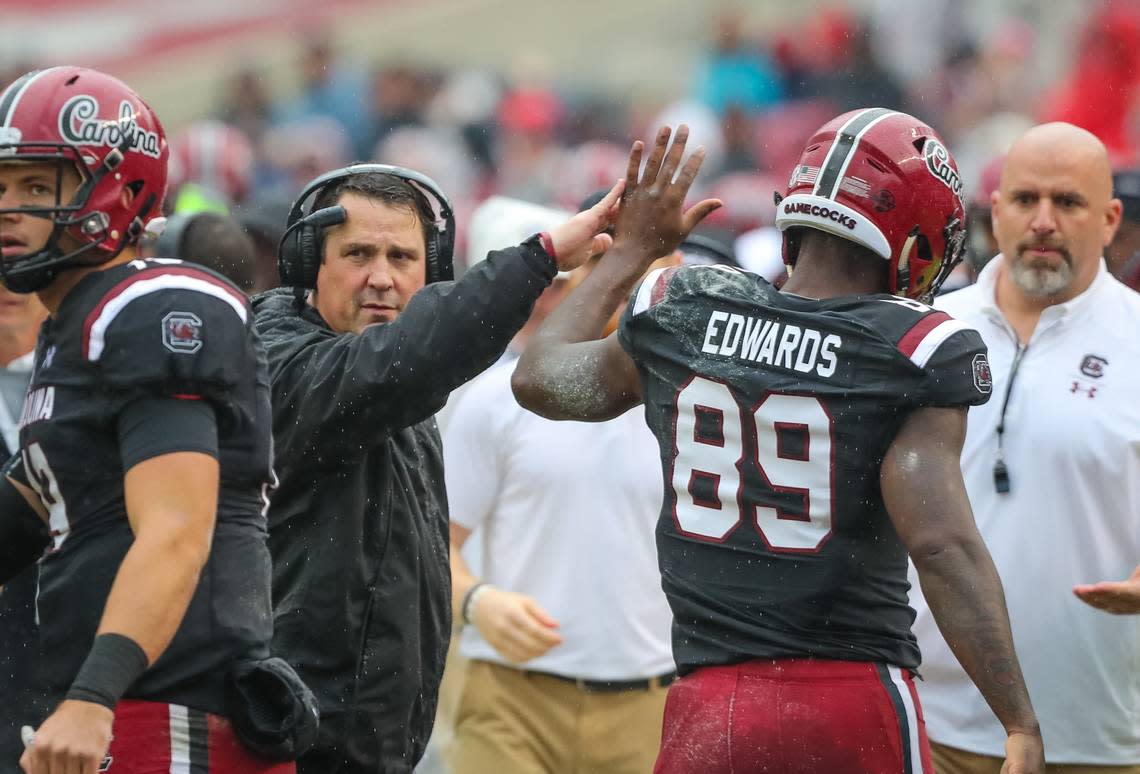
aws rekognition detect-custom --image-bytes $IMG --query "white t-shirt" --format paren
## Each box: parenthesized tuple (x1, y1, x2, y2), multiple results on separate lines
(0, 350, 35, 454)
(910, 257, 1140, 764)
(444, 363, 674, 680)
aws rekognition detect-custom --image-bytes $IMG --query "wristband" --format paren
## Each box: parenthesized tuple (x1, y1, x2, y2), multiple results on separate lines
(538, 232, 558, 266)
(461, 582, 489, 626)
(66, 633, 149, 710)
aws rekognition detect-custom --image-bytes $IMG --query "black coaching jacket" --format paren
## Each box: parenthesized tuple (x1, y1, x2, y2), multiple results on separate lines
(253, 237, 557, 774)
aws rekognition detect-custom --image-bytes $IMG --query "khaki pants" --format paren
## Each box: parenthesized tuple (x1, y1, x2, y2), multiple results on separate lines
(450, 660, 668, 774)
(933, 741, 1140, 774)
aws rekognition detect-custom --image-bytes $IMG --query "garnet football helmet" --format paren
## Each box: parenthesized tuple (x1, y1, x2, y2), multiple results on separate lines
(774, 108, 967, 300)
(0, 66, 169, 292)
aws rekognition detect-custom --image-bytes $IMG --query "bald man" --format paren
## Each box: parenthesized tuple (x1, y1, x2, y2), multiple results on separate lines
(910, 123, 1140, 773)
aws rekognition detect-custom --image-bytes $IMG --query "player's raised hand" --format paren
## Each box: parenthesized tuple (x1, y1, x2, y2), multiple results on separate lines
(470, 586, 563, 664)
(611, 124, 722, 266)
(1073, 564, 1140, 614)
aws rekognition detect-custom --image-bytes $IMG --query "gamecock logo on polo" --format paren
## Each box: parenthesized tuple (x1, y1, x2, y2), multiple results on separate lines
(923, 139, 963, 201)
(58, 95, 162, 159)
(1080, 354, 1108, 378)
(162, 311, 203, 354)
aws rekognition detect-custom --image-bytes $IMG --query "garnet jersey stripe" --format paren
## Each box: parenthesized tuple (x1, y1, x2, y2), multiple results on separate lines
(897, 311, 973, 368)
(82, 266, 249, 362)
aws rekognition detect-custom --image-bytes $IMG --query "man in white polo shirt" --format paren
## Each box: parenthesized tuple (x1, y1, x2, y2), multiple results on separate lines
(911, 122, 1140, 773)
(444, 247, 676, 773)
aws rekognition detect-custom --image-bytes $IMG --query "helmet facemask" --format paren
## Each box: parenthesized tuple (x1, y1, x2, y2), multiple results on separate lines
(0, 136, 155, 293)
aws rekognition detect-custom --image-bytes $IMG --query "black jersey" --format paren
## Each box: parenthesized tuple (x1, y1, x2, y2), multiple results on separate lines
(17, 259, 274, 716)
(617, 265, 991, 674)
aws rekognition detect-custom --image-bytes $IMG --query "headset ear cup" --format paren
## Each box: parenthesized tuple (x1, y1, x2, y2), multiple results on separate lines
(277, 229, 299, 287)
(297, 224, 322, 289)
(434, 229, 453, 282)
(425, 233, 440, 284)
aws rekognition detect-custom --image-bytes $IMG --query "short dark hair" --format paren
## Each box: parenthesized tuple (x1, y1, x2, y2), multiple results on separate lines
(181, 212, 258, 292)
(311, 171, 436, 254)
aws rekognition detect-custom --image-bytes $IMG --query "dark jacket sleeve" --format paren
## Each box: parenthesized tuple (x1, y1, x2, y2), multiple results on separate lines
(0, 455, 49, 585)
(258, 238, 556, 465)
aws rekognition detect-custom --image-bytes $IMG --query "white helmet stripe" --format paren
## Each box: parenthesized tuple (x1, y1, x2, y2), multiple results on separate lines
(812, 107, 897, 199)
(0, 67, 66, 129)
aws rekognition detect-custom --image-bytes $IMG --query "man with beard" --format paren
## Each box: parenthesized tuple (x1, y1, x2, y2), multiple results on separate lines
(911, 122, 1140, 772)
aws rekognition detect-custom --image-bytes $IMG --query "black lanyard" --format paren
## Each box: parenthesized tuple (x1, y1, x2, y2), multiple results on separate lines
(993, 343, 1028, 493)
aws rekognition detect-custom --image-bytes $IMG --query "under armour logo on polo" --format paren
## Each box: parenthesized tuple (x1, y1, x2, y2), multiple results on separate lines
(1070, 381, 1098, 399)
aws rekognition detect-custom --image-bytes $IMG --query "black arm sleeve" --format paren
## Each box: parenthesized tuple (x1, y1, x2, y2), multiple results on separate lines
(264, 238, 556, 461)
(118, 397, 219, 472)
(0, 455, 49, 584)
(917, 329, 992, 407)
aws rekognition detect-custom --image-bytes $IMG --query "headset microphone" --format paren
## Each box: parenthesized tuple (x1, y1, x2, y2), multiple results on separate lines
(292, 205, 347, 233)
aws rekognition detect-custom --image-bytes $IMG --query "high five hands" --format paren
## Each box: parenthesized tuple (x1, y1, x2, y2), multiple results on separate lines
(611, 124, 722, 269)
(546, 124, 722, 276)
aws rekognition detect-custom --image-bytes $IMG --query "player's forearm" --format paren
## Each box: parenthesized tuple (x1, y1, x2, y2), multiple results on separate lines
(514, 247, 646, 420)
(97, 521, 211, 665)
(532, 245, 645, 349)
(913, 542, 1040, 734)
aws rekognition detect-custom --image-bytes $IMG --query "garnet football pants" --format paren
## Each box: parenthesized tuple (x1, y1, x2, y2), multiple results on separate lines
(654, 658, 932, 774)
(92, 699, 296, 774)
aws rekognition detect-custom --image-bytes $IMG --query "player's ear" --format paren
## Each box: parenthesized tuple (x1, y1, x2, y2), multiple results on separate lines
(119, 186, 136, 208)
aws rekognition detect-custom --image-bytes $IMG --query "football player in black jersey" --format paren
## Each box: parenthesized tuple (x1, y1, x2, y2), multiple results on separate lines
(0, 67, 310, 774)
(513, 117, 1045, 773)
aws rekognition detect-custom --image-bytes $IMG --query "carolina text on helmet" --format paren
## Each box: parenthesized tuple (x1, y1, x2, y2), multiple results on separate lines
(923, 139, 963, 201)
(58, 95, 162, 159)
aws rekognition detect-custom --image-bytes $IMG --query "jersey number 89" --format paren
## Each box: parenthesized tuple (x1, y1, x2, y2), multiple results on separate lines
(670, 376, 834, 552)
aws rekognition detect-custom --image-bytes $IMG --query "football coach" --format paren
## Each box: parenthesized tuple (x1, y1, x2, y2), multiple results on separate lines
(253, 162, 623, 774)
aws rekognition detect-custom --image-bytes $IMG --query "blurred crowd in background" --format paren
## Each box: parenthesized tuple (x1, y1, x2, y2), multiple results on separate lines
(7, 0, 1139, 291)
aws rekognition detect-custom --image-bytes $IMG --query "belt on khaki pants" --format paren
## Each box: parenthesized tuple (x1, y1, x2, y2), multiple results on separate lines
(522, 669, 677, 693)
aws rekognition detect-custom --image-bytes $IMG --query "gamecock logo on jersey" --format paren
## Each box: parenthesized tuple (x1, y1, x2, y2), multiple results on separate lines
(972, 353, 993, 394)
(923, 139, 963, 202)
(58, 95, 162, 159)
(162, 311, 203, 354)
